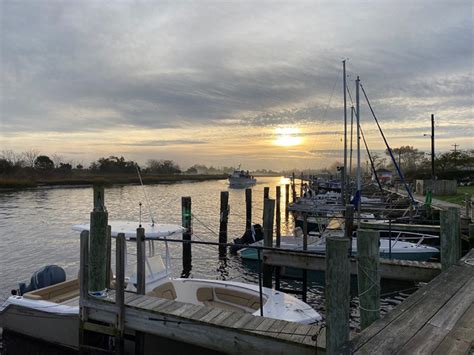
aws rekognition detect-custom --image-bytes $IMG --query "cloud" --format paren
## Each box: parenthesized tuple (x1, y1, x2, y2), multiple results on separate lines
(0, 0, 472, 168)
(120, 139, 208, 146)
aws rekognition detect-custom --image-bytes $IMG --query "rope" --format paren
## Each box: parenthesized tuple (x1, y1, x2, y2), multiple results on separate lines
(360, 125, 383, 192)
(191, 213, 221, 240)
(359, 83, 416, 206)
(356, 260, 381, 313)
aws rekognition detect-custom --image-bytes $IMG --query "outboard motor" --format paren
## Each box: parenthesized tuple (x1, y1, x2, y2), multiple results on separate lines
(230, 223, 264, 254)
(18, 265, 66, 296)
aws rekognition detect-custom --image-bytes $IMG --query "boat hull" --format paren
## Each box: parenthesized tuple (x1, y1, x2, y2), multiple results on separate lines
(0, 303, 78, 349)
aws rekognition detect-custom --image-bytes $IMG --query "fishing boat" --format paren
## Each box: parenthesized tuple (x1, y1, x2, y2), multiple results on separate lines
(228, 166, 256, 187)
(0, 221, 320, 350)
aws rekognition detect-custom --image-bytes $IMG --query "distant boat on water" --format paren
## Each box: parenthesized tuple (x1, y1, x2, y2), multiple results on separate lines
(228, 166, 257, 187)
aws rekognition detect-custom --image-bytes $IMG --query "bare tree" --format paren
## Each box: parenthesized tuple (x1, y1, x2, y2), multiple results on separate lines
(1, 150, 25, 167)
(51, 154, 65, 169)
(23, 149, 40, 168)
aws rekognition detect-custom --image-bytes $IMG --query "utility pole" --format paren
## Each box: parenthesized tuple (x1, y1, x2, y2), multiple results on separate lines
(452, 143, 459, 153)
(431, 114, 435, 180)
(343, 60, 348, 205)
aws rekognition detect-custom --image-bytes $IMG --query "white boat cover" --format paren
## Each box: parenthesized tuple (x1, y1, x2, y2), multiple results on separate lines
(72, 220, 184, 240)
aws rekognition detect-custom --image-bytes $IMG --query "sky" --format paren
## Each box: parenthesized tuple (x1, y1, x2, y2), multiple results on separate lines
(1, 0, 472, 170)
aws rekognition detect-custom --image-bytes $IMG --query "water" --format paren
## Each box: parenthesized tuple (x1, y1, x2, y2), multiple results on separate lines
(0, 176, 414, 325)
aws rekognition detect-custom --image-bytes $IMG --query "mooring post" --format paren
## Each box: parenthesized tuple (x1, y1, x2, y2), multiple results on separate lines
(135, 227, 146, 355)
(275, 186, 281, 290)
(285, 184, 290, 216)
(115, 233, 126, 355)
(469, 224, 474, 248)
(465, 194, 471, 218)
(181, 196, 192, 276)
(79, 230, 89, 354)
(136, 227, 146, 294)
(105, 225, 112, 288)
(264, 186, 270, 200)
(326, 237, 351, 354)
(291, 172, 297, 202)
(300, 172, 304, 197)
(245, 188, 252, 233)
(263, 187, 270, 221)
(89, 184, 108, 295)
(357, 229, 380, 330)
(262, 198, 275, 288)
(219, 191, 229, 258)
(275, 186, 281, 247)
(344, 205, 355, 255)
(302, 214, 308, 303)
(440, 207, 461, 271)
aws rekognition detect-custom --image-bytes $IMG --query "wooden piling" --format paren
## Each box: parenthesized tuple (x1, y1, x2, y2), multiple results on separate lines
(264, 186, 270, 200)
(262, 198, 275, 288)
(275, 186, 281, 290)
(79, 230, 89, 354)
(440, 207, 461, 271)
(115, 233, 126, 355)
(326, 237, 350, 354)
(219, 191, 229, 257)
(245, 188, 252, 232)
(136, 227, 146, 294)
(344, 205, 355, 255)
(181, 196, 192, 276)
(93, 184, 105, 210)
(105, 225, 112, 288)
(275, 186, 281, 248)
(302, 214, 308, 303)
(89, 184, 108, 294)
(469, 224, 474, 248)
(285, 184, 290, 216)
(135, 227, 146, 355)
(357, 229, 380, 330)
(300, 172, 304, 197)
(291, 173, 297, 202)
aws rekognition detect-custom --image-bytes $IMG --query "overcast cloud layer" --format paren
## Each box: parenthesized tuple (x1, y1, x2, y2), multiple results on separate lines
(0, 0, 472, 168)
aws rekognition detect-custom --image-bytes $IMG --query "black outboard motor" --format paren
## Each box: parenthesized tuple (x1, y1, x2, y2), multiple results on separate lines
(17, 265, 66, 296)
(230, 224, 264, 254)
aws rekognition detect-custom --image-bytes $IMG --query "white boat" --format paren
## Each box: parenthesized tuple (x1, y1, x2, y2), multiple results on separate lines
(238, 230, 439, 262)
(0, 221, 320, 350)
(228, 166, 256, 187)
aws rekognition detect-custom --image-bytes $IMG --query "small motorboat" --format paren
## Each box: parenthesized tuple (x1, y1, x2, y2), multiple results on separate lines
(0, 221, 321, 350)
(238, 230, 439, 262)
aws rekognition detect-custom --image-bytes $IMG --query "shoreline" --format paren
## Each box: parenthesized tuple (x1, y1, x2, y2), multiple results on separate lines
(0, 174, 228, 190)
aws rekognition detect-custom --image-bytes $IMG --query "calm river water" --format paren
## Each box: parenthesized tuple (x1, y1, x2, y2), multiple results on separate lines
(0, 176, 413, 324)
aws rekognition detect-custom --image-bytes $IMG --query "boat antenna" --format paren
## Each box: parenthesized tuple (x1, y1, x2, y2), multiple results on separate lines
(136, 163, 155, 226)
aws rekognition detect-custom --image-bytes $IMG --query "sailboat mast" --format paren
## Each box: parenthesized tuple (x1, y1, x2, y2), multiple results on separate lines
(343, 60, 348, 205)
(356, 76, 361, 218)
(349, 105, 354, 179)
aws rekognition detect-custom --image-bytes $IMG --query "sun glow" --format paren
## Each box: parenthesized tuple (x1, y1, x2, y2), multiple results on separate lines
(274, 127, 303, 147)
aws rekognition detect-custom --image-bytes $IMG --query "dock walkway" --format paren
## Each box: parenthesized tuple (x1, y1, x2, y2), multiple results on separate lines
(83, 291, 324, 354)
(341, 249, 474, 354)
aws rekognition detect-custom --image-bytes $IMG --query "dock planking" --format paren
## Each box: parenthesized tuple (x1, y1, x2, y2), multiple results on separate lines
(84, 289, 324, 354)
(341, 248, 474, 354)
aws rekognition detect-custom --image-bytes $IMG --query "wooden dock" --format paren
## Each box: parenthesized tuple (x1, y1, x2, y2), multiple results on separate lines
(341, 248, 474, 354)
(263, 249, 441, 282)
(82, 291, 325, 354)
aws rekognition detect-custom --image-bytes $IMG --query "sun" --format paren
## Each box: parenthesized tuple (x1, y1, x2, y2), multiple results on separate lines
(273, 127, 303, 147)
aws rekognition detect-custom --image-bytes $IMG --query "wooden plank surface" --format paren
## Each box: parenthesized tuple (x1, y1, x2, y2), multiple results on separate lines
(262, 249, 440, 282)
(342, 249, 474, 354)
(354, 267, 469, 354)
(433, 304, 474, 355)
